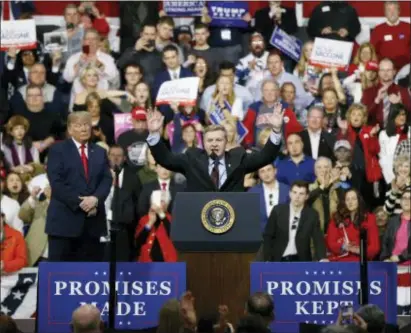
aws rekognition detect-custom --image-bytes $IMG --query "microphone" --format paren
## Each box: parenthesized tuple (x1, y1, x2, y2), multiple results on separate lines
(210, 151, 218, 161)
(113, 164, 122, 175)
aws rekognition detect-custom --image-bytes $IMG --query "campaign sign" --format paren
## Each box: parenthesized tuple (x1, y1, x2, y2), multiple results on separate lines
(251, 262, 397, 333)
(310, 37, 353, 70)
(208, 1, 249, 28)
(114, 113, 132, 141)
(38, 262, 186, 332)
(209, 104, 248, 143)
(0, 19, 37, 51)
(156, 77, 200, 106)
(270, 27, 302, 62)
(164, 1, 205, 16)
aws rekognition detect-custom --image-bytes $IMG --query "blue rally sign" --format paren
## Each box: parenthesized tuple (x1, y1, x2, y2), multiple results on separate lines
(164, 1, 205, 16)
(251, 262, 397, 333)
(37, 262, 186, 332)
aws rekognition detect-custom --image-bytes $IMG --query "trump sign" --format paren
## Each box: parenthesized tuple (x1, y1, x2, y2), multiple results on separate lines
(38, 262, 186, 332)
(250, 262, 397, 333)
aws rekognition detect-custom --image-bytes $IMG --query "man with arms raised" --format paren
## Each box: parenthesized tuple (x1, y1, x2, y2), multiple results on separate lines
(46, 112, 112, 262)
(146, 106, 284, 192)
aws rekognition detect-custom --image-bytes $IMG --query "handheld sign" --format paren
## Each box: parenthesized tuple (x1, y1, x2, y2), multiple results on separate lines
(38, 262, 186, 332)
(251, 262, 397, 333)
(0, 19, 37, 51)
(114, 113, 133, 141)
(164, 1, 205, 16)
(208, 1, 249, 28)
(156, 77, 200, 106)
(309, 38, 353, 70)
(270, 27, 302, 62)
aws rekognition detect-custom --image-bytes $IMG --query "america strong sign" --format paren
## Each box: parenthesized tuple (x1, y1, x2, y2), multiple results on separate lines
(38, 262, 186, 332)
(251, 262, 397, 333)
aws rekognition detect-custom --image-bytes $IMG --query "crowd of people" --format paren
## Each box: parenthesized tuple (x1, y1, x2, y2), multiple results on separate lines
(0, 0, 410, 331)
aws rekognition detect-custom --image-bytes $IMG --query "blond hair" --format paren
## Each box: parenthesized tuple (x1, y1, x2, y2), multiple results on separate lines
(212, 76, 235, 106)
(394, 154, 410, 175)
(346, 103, 368, 125)
(67, 111, 92, 127)
(353, 42, 378, 66)
(79, 66, 100, 87)
(204, 124, 227, 140)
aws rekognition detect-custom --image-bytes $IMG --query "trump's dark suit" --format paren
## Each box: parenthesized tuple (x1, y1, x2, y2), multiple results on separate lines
(46, 139, 112, 262)
(148, 136, 281, 192)
(263, 204, 327, 262)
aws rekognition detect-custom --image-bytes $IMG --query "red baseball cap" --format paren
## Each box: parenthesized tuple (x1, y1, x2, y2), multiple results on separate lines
(365, 61, 378, 72)
(131, 107, 147, 121)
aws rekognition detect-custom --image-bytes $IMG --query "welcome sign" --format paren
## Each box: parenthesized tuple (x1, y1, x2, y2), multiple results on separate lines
(250, 262, 397, 333)
(38, 262, 186, 332)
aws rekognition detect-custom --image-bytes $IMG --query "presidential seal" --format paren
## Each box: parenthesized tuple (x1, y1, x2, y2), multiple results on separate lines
(201, 199, 235, 234)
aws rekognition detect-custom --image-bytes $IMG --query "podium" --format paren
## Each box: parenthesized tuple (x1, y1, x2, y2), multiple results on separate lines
(172, 192, 261, 324)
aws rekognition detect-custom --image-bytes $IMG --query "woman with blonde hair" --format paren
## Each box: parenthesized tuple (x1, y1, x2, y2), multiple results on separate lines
(351, 42, 378, 73)
(221, 119, 239, 151)
(294, 41, 322, 92)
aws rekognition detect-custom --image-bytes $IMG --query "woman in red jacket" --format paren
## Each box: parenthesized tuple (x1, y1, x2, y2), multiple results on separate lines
(326, 188, 380, 262)
(134, 191, 177, 263)
(337, 103, 383, 208)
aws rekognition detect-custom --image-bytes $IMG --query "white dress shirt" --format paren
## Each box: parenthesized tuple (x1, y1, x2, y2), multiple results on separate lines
(208, 158, 228, 189)
(72, 138, 88, 158)
(104, 168, 124, 222)
(168, 67, 181, 80)
(158, 178, 171, 191)
(308, 129, 321, 159)
(282, 205, 302, 257)
(263, 182, 279, 217)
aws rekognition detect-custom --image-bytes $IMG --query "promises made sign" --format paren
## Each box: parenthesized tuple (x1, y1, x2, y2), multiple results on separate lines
(38, 262, 186, 332)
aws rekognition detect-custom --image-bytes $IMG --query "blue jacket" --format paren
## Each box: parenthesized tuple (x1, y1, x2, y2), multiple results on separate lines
(248, 182, 290, 232)
(46, 139, 112, 238)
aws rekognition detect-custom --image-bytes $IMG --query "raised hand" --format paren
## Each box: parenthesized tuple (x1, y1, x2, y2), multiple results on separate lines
(270, 102, 284, 133)
(146, 108, 164, 134)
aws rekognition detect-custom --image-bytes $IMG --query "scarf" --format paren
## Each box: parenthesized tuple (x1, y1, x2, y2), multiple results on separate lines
(396, 126, 408, 142)
(10, 142, 33, 167)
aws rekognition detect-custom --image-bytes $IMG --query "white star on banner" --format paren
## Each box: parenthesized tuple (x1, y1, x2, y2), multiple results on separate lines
(120, 272, 123, 276)
(314, 320, 317, 324)
(305, 271, 309, 275)
(119, 321, 123, 325)
(305, 321, 309, 324)
(127, 321, 131, 325)
(330, 271, 334, 275)
(330, 320, 334, 324)
(94, 272, 99, 276)
(338, 271, 342, 275)
(103, 272, 107, 276)
(313, 271, 318, 275)
(0, 305, 11, 315)
(322, 271, 326, 275)
(128, 272, 131, 276)
(322, 321, 326, 324)
(12, 290, 24, 300)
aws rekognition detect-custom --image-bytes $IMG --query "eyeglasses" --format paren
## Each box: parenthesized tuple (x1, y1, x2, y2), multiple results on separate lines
(291, 216, 299, 230)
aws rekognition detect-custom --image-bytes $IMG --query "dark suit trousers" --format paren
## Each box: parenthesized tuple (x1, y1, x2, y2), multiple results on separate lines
(48, 234, 104, 262)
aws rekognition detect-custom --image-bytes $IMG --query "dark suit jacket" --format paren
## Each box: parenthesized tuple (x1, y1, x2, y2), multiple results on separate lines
(300, 129, 336, 162)
(138, 178, 185, 217)
(254, 6, 298, 49)
(248, 182, 290, 232)
(263, 204, 327, 262)
(113, 165, 142, 225)
(46, 139, 112, 238)
(148, 137, 281, 192)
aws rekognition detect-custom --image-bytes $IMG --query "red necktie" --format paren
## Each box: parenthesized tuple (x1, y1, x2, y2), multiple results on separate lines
(161, 182, 167, 191)
(3, 0, 10, 21)
(80, 144, 89, 180)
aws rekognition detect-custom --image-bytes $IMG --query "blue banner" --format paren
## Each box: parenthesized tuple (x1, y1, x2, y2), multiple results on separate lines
(270, 27, 303, 62)
(251, 262, 397, 333)
(38, 262, 186, 333)
(164, 1, 205, 16)
(208, 1, 249, 28)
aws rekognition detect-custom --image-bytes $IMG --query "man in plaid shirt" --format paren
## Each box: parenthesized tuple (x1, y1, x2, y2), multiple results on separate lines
(394, 137, 411, 160)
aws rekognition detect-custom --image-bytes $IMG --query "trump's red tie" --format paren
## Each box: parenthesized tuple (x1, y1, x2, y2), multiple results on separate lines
(2, 0, 10, 20)
(80, 144, 89, 180)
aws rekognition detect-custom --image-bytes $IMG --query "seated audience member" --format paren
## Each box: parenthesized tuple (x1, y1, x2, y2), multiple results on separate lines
(276, 133, 316, 186)
(262, 52, 314, 113)
(370, 1, 411, 71)
(249, 163, 289, 233)
(361, 58, 411, 128)
(200, 61, 253, 113)
(308, 157, 339, 233)
(306, 1, 360, 43)
(9, 63, 66, 119)
(3, 115, 40, 181)
(384, 155, 411, 216)
(244, 80, 302, 148)
(300, 106, 336, 161)
(245, 292, 275, 327)
(0, 176, 24, 234)
(63, 28, 119, 89)
(117, 107, 149, 169)
(19, 184, 50, 266)
(235, 32, 269, 98)
(138, 164, 184, 217)
(0, 212, 27, 273)
(263, 181, 327, 262)
(3, 172, 29, 206)
(326, 189, 380, 262)
(9, 84, 64, 157)
(381, 189, 411, 315)
(379, 103, 410, 184)
(254, 1, 298, 53)
(71, 304, 104, 333)
(135, 190, 177, 262)
(337, 103, 382, 207)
